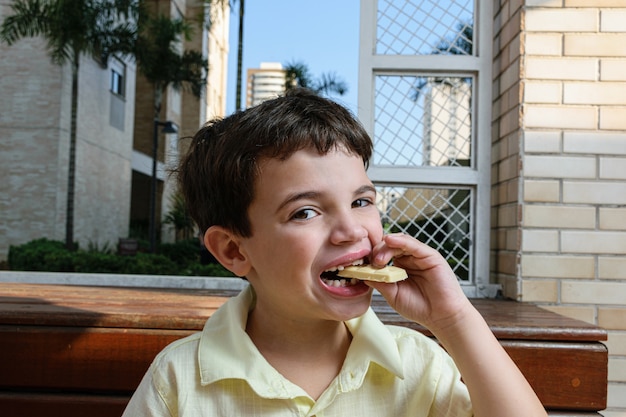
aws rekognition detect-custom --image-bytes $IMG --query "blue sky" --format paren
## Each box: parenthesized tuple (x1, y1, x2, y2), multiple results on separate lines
(225, 0, 361, 115)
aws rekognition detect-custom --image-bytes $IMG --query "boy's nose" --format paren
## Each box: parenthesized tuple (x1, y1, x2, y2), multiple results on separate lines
(329, 214, 368, 245)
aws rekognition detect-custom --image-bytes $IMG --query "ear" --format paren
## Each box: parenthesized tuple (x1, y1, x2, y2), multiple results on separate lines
(203, 226, 251, 277)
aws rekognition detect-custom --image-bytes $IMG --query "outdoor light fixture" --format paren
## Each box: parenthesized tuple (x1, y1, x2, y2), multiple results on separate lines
(149, 119, 179, 253)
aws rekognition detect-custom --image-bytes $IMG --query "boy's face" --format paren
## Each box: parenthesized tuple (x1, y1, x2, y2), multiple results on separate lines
(238, 147, 383, 324)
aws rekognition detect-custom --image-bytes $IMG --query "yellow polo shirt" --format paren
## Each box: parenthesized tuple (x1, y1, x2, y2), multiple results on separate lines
(123, 286, 472, 417)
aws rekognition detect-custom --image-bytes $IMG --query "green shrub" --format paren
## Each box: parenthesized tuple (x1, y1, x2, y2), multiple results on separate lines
(7, 238, 234, 277)
(157, 239, 200, 266)
(73, 251, 130, 274)
(42, 249, 76, 272)
(8, 238, 71, 271)
(187, 262, 236, 277)
(125, 253, 179, 275)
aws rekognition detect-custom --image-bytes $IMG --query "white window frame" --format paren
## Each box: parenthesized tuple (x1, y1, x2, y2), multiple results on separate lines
(110, 57, 126, 98)
(358, 0, 496, 297)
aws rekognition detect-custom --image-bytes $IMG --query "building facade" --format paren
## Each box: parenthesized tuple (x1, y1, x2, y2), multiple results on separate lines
(0, 0, 229, 258)
(246, 62, 287, 108)
(359, 1, 626, 414)
(494, 3, 626, 415)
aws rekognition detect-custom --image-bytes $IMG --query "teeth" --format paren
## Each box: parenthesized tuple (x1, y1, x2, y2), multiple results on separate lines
(324, 258, 365, 273)
(321, 278, 359, 287)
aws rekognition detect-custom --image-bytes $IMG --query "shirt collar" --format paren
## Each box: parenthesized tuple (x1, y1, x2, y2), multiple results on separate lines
(198, 286, 304, 398)
(344, 307, 405, 380)
(198, 285, 404, 398)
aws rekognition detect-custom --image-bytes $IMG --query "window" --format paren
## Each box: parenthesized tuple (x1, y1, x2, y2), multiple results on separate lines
(110, 58, 126, 97)
(109, 57, 126, 131)
(358, 0, 496, 297)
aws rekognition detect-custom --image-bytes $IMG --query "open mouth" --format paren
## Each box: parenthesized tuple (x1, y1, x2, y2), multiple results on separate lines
(321, 258, 365, 288)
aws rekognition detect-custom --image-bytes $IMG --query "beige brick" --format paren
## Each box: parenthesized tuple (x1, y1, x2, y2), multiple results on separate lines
(601, 59, 626, 81)
(565, 34, 626, 57)
(497, 251, 519, 276)
(526, 0, 562, 7)
(499, 274, 520, 300)
(600, 208, 626, 231)
(564, 282, 626, 305)
(523, 180, 560, 202)
(524, 81, 561, 104)
(599, 307, 626, 330)
(521, 279, 558, 302)
(562, 230, 626, 254)
(566, 0, 626, 6)
(508, 34, 522, 64)
(524, 155, 596, 178)
(525, 9, 598, 32)
(521, 254, 595, 278)
(525, 57, 598, 81)
(522, 229, 559, 251)
(601, 107, 626, 130)
(524, 131, 561, 153)
(524, 105, 597, 129)
(498, 155, 520, 182)
(499, 106, 522, 137)
(500, 63, 521, 95)
(601, 157, 626, 179)
(601, 10, 626, 33)
(505, 228, 521, 251)
(524, 33, 562, 56)
(499, 178, 520, 205)
(541, 305, 597, 325)
(605, 332, 626, 355)
(600, 257, 626, 279)
(524, 204, 596, 228)
(563, 181, 626, 205)
(497, 203, 520, 228)
(607, 382, 626, 409)
(564, 132, 626, 155)
(609, 357, 626, 382)
(564, 82, 626, 105)
(498, 6, 522, 50)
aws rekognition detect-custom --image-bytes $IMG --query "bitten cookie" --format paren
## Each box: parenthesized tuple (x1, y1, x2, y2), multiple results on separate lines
(337, 265, 408, 283)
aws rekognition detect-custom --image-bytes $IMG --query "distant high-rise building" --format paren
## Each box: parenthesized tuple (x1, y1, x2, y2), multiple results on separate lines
(246, 62, 286, 108)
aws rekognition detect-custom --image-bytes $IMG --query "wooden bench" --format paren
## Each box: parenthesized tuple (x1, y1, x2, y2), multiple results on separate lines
(0, 282, 607, 416)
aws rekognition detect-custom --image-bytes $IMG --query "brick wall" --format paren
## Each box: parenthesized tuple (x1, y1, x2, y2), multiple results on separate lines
(492, 1, 626, 415)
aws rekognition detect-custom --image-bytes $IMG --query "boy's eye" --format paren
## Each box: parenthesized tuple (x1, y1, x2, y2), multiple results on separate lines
(291, 208, 318, 220)
(352, 198, 372, 208)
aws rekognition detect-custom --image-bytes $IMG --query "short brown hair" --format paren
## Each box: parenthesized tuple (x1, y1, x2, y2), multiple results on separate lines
(177, 88, 373, 237)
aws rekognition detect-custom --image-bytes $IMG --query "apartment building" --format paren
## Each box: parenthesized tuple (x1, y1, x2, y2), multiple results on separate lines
(0, 0, 229, 258)
(246, 62, 287, 108)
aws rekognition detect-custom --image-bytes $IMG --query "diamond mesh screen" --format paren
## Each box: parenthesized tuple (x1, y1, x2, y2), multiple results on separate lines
(377, 0, 474, 55)
(377, 185, 472, 281)
(373, 75, 473, 167)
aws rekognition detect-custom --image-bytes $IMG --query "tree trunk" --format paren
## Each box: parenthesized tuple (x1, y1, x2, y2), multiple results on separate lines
(65, 55, 79, 251)
(235, 0, 244, 111)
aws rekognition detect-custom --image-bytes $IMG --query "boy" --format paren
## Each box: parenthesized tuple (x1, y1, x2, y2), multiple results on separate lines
(123, 89, 547, 416)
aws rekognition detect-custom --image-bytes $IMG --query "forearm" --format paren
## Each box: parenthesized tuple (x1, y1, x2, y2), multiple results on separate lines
(432, 306, 547, 417)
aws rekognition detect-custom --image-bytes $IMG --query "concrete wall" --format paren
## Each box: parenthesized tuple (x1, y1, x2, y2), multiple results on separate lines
(0, 0, 136, 257)
(492, 1, 626, 415)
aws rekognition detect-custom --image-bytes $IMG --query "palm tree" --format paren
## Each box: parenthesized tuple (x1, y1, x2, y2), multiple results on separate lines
(1, 0, 137, 250)
(134, 13, 208, 119)
(284, 60, 348, 97)
(132, 12, 208, 251)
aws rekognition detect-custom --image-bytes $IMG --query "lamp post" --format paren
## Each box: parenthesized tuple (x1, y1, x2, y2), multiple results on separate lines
(149, 119, 178, 253)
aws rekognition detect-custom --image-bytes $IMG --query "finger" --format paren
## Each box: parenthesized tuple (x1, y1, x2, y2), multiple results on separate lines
(370, 238, 400, 266)
(364, 280, 398, 300)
